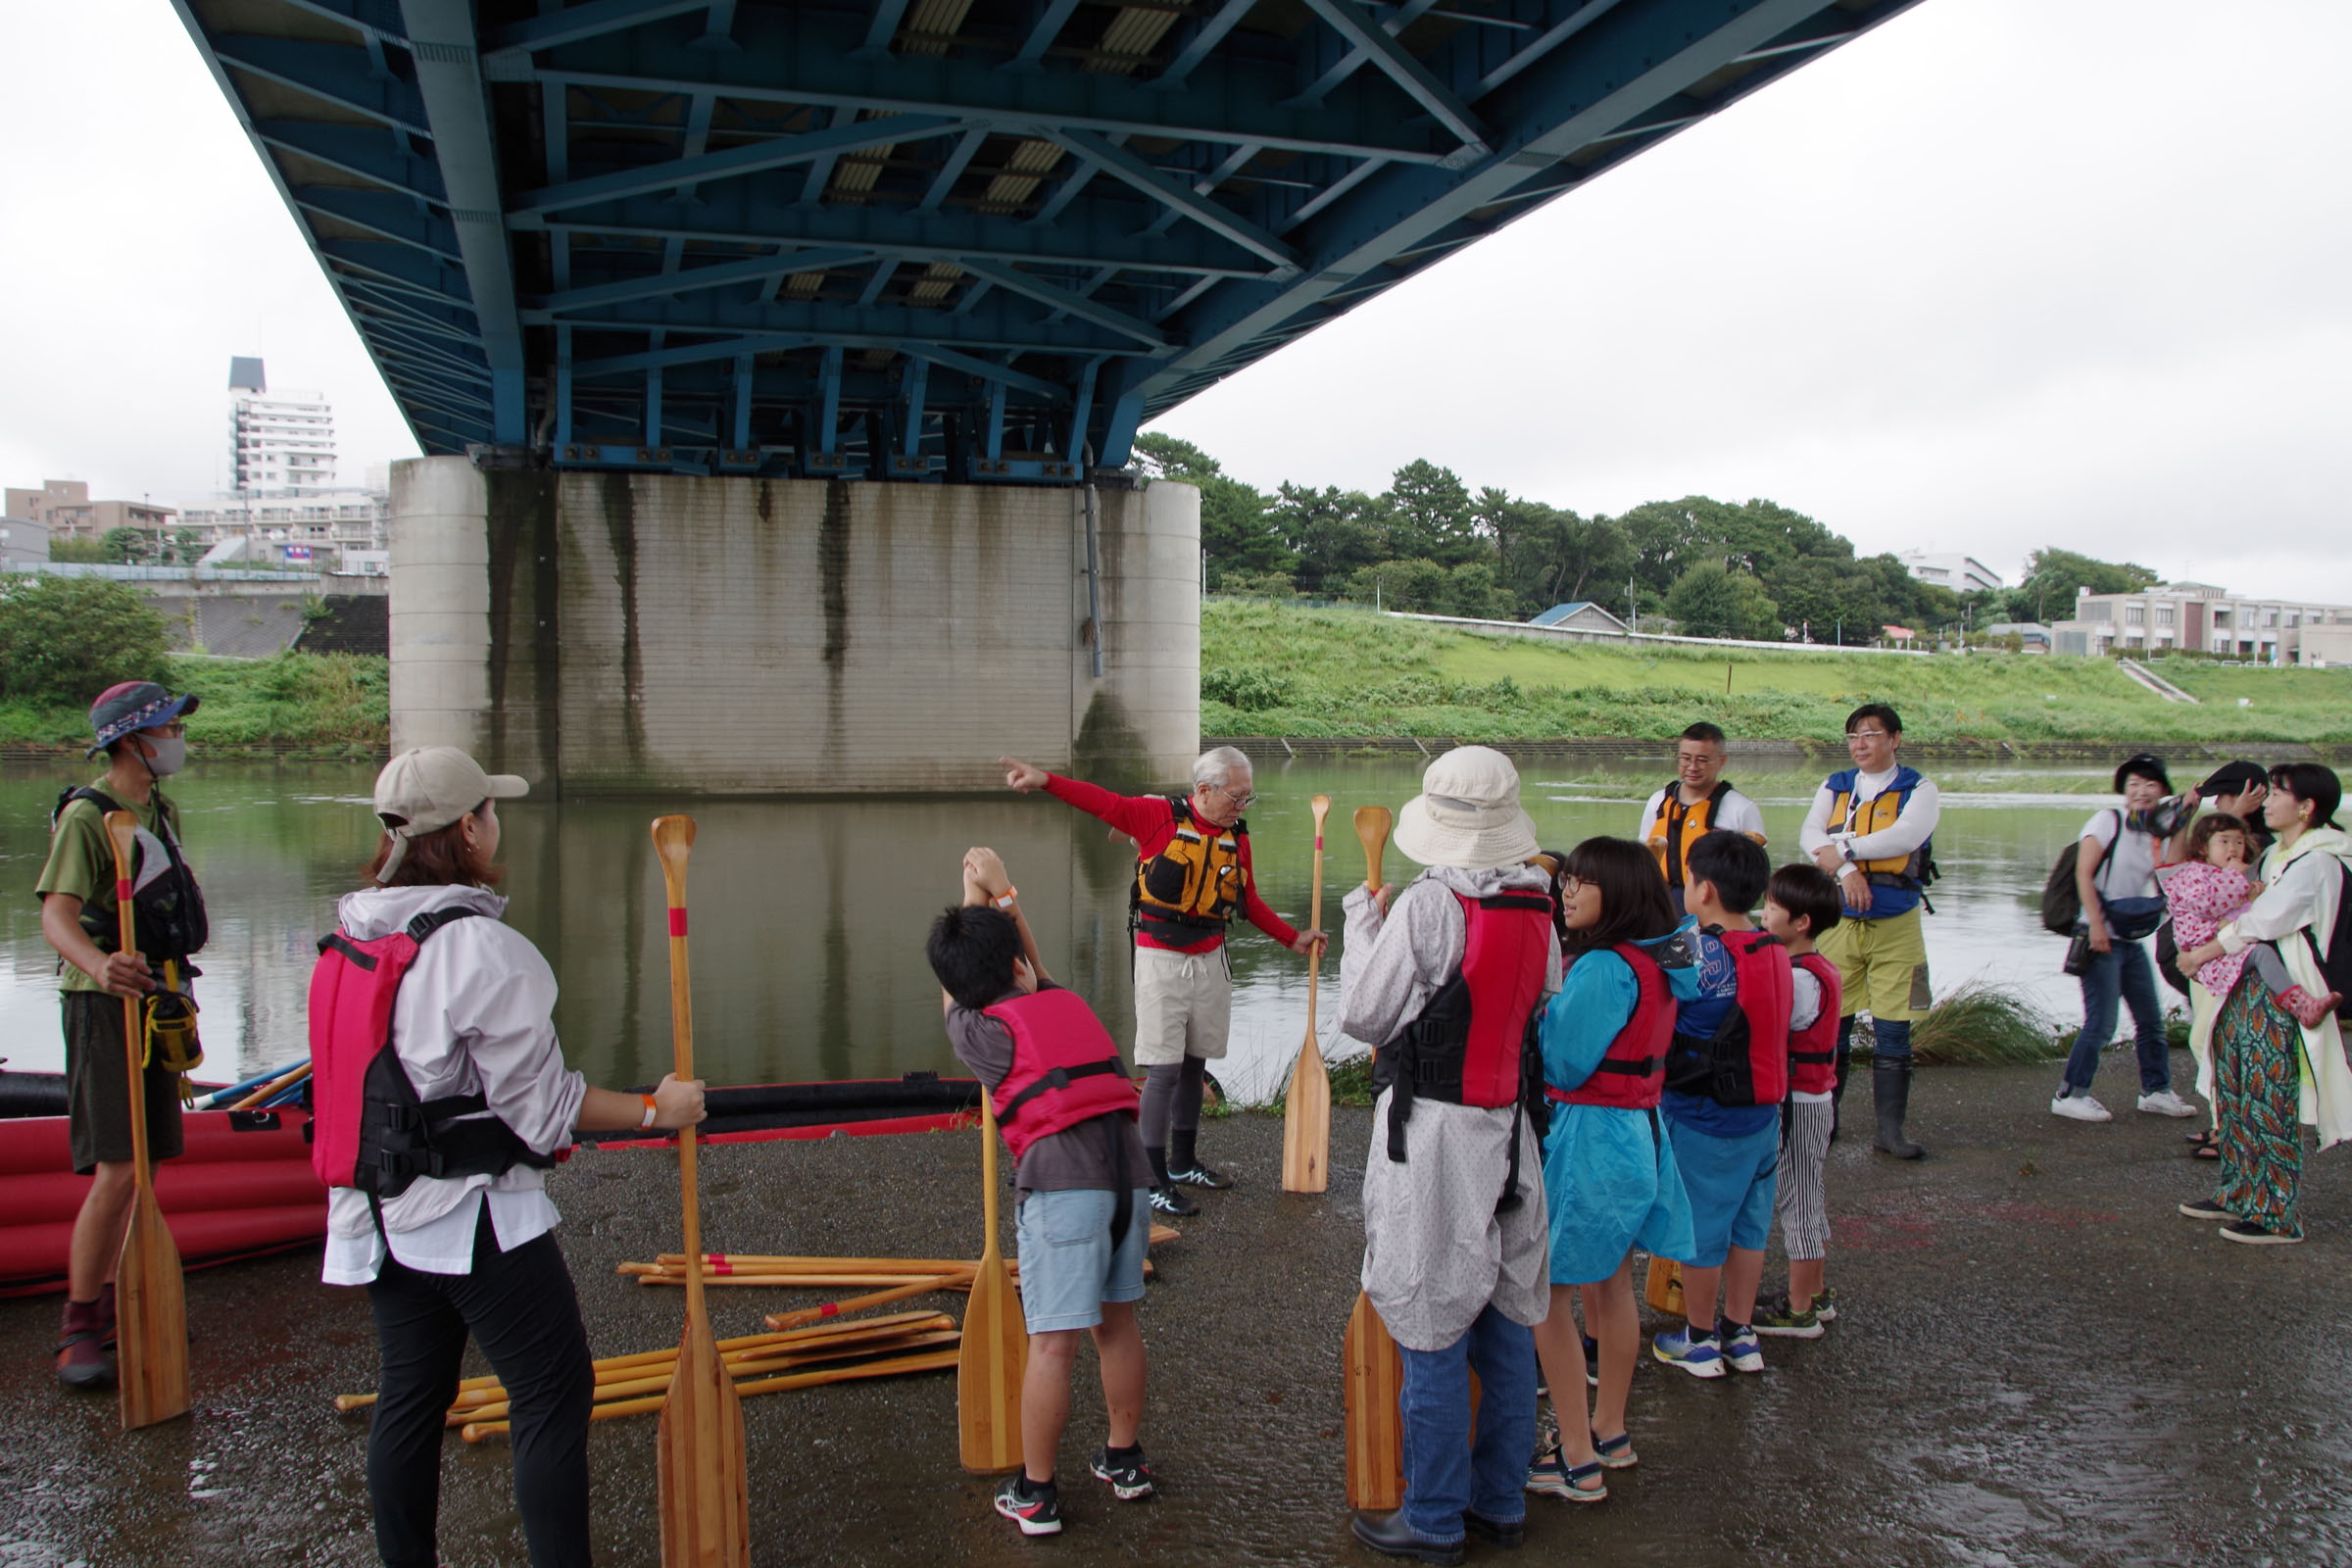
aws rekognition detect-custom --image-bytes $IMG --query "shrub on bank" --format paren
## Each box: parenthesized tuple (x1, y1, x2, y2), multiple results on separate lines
(0, 576, 172, 705)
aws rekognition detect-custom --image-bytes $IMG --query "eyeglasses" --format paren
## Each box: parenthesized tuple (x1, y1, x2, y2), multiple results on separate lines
(149, 722, 186, 738)
(1207, 783, 1254, 808)
(1846, 730, 1891, 743)
(1559, 873, 1587, 893)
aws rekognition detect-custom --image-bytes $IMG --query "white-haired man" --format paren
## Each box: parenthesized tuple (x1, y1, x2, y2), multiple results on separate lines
(1001, 748, 1324, 1215)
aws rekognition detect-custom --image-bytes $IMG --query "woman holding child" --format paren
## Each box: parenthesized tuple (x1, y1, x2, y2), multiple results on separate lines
(2176, 763, 2352, 1245)
(1524, 838, 1697, 1503)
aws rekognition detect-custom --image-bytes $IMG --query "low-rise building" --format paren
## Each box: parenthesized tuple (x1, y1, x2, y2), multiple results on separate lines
(3, 480, 176, 544)
(1897, 550, 2006, 595)
(1981, 620, 2052, 653)
(1529, 600, 1631, 635)
(0, 513, 52, 568)
(2052, 582, 2352, 663)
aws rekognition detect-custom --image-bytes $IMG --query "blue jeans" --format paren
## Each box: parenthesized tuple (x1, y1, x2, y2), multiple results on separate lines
(2063, 935, 2170, 1095)
(1395, 1303, 1538, 1543)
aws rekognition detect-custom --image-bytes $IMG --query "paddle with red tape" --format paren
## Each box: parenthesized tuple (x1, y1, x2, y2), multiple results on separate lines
(650, 815, 750, 1566)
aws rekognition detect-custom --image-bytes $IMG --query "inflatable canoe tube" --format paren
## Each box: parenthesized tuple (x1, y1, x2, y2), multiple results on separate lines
(0, 1069, 984, 1295)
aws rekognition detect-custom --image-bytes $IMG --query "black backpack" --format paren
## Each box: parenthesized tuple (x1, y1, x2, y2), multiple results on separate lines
(2297, 860, 2352, 1021)
(2039, 810, 2119, 936)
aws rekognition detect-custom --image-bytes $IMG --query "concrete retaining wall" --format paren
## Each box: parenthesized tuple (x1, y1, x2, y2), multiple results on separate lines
(388, 458, 1200, 795)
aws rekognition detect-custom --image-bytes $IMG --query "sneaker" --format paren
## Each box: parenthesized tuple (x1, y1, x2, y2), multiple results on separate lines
(2050, 1092, 2112, 1123)
(1165, 1161, 1232, 1190)
(54, 1298, 113, 1391)
(1088, 1446, 1153, 1500)
(2219, 1220, 2301, 1246)
(1722, 1325, 1764, 1373)
(2137, 1090, 2198, 1118)
(2178, 1199, 2233, 1222)
(1812, 1287, 1839, 1324)
(1651, 1327, 1725, 1379)
(1751, 1298, 1824, 1340)
(1149, 1185, 1198, 1217)
(994, 1475, 1062, 1536)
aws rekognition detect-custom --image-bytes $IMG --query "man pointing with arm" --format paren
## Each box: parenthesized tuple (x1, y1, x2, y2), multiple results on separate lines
(1002, 748, 1325, 1215)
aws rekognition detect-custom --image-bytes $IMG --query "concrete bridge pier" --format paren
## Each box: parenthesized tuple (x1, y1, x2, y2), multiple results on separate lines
(387, 457, 1200, 795)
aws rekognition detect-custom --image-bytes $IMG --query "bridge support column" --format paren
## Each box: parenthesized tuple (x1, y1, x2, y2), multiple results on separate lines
(386, 462, 1200, 794)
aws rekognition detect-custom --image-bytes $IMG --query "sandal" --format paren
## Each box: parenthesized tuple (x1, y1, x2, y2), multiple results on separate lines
(1592, 1430, 1639, 1469)
(2193, 1139, 2220, 1160)
(1527, 1442, 1609, 1503)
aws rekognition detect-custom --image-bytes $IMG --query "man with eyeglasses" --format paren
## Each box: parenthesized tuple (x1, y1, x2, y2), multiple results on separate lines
(36, 681, 210, 1389)
(1637, 721, 1767, 913)
(1797, 705, 1939, 1159)
(1001, 747, 1324, 1215)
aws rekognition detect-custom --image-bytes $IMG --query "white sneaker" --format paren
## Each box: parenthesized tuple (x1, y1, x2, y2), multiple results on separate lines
(2137, 1090, 2198, 1118)
(2050, 1092, 2112, 1123)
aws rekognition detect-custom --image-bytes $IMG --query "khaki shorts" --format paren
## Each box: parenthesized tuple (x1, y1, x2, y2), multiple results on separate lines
(1132, 945, 1232, 1066)
(65, 992, 185, 1176)
(1817, 906, 1932, 1024)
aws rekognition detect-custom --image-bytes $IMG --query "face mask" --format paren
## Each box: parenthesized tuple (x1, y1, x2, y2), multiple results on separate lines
(143, 736, 187, 776)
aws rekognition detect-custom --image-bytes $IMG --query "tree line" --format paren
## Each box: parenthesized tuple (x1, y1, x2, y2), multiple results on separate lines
(1133, 434, 2157, 645)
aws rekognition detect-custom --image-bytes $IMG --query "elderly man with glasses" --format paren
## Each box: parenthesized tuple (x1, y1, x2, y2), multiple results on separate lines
(1001, 747, 1324, 1215)
(1797, 705, 1940, 1159)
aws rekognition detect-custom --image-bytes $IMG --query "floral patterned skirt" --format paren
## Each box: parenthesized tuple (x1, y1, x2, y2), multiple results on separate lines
(2211, 975, 2306, 1238)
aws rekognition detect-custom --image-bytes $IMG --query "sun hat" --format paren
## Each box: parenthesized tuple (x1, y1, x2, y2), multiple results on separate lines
(2196, 760, 2268, 798)
(86, 681, 199, 758)
(371, 747, 528, 881)
(1394, 746, 1541, 870)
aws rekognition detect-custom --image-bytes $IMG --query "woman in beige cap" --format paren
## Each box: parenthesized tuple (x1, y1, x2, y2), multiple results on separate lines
(1338, 746, 1559, 1564)
(311, 747, 706, 1568)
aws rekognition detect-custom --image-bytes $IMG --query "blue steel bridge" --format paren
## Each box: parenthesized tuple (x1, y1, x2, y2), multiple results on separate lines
(172, 0, 1926, 483)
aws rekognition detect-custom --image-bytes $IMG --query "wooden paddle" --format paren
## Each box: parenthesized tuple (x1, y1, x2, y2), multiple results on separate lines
(1282, 795, 1336, 1192)
(462, 1348, 961, 1445)
(957, 1094, 1026, 1472)
(650, 816, 750, 1568)
(1339, 806, 1398, 1503)
(104, 811, 189, 1431)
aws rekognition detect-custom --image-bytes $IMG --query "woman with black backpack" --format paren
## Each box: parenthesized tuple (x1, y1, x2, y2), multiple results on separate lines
(2176, 763, 2352, 1245)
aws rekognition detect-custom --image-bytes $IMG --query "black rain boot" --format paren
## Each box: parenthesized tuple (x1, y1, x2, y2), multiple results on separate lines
(1829, 1030, 1854, 1145)
(1872, 1057, 1924, 1159)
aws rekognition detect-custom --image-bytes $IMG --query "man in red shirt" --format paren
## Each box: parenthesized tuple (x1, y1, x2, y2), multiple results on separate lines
(1001, 747, 1324, 1215)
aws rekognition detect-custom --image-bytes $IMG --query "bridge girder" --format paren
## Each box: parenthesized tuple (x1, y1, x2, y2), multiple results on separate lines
(171, 0, 1928, 482)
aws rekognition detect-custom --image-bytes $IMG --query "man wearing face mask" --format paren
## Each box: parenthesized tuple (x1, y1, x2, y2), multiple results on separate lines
(36, 681, 210, 1390)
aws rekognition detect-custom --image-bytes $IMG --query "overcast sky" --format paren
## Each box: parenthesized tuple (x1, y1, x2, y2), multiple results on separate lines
(4, 0, 2345, 600)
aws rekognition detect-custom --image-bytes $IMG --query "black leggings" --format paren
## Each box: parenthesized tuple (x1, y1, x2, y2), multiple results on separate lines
(1138, 1054, 1209, 1151)
(367, 1219, 596, 1568)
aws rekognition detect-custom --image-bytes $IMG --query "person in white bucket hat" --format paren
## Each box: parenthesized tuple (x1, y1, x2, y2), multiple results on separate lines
(1339, 746, 1558, 1563)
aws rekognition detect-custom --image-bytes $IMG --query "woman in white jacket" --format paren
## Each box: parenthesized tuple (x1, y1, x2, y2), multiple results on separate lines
(2175, 762, 2352, 1246)
(323, 748, 705, 1568)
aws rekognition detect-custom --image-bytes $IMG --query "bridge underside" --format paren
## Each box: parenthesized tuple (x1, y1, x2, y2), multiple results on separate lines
(174, 0, 1924, 483)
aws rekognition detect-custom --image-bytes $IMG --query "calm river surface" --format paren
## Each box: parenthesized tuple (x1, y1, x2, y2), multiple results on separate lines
(0, 756, 2155, 1101)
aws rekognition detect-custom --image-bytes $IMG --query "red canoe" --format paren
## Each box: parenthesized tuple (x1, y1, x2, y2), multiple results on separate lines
(0, 1071, 982, 1297)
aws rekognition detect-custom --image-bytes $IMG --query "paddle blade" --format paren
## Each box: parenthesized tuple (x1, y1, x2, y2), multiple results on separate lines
(658, 1317, 751, 1568)
(1281, 1038, 1331, 1193)
(117, 1188, 189, 1430)
(1353, 806, 1392, 891)
(956, 1257, 1027, 1472)
(1343, 1292, 1403, 1510)
(1644, 1255, 1685, 1315)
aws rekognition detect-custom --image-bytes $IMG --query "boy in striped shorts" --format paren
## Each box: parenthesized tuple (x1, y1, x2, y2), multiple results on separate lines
(1756, 864, 1843, 1339)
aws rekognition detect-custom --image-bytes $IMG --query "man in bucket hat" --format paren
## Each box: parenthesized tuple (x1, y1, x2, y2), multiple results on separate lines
(1338, 746, 1558, 1563)
(36, 680, 208, 1389)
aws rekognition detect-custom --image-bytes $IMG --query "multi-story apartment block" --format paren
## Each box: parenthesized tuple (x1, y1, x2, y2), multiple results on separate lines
(1896, 550, 2007, 595)
(2, 479, 176, 543)
(2053, 582, 2352, 663)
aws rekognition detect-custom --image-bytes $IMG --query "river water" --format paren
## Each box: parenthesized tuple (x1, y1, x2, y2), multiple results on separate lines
(0, 756, 2151, 1100)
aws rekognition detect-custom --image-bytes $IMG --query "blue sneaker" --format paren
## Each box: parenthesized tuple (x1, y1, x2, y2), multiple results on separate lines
(1651, 1327, 1725, 1379)
(1723, 1324, 1764, 1373)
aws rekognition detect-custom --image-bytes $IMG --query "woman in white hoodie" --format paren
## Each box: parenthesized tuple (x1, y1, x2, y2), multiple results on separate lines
(320, 748, 705, 1568)
(2175, 762, 2352, 1246)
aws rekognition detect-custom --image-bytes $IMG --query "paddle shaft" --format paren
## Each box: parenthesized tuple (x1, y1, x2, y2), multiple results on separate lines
(107, 818, 150, 1182)
(654, 826, 709, 1328)
(463, 1348, 960, 1444)
(1304, 795, 1330, 1033)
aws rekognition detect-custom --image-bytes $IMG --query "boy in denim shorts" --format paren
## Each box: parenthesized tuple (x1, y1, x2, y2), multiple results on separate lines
(932, 847, 1154, 1538)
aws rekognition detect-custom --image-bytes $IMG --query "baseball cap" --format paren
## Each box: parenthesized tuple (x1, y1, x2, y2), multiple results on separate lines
(2196, 760, 2269, 797)
(86, 681, 199, 758)
(371, 747, 527, 881)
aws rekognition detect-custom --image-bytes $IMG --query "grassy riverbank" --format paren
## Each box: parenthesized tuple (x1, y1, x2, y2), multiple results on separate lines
(1202, 600, 2352, 746)
(0, 652, 389, 757)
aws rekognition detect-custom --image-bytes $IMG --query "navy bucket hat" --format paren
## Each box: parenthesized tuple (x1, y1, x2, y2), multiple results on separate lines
(87, 681, 199, 759)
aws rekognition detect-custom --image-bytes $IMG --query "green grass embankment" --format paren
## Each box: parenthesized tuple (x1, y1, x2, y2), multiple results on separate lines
(1201, 600, 2352, 747)
(0, 653, 390, 757)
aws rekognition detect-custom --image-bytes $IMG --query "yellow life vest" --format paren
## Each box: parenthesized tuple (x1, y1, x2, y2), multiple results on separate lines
(1827, 766, 1932, 883)
(1646, 781, 1736, 890)
(1132, 801, 1246, 944)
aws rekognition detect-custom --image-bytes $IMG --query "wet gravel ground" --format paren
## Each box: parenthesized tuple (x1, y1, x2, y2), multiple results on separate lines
(6, 1049, 2352, 1568)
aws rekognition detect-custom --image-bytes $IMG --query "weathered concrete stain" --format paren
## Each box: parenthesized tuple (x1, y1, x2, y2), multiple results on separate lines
(819, 479, 852, 762)
(596, 474, 650, 776)
(482, 470, 562, 780)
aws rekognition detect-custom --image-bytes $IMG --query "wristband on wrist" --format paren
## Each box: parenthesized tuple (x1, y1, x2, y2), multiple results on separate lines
(990, 887, 1018, 909)
(639, 1094, 659, 1130)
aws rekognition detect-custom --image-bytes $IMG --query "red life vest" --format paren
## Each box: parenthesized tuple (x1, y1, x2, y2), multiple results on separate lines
(1788, 952, 1843, 1096)
(1547, 943, 1677, 1111)
(981, 987, 1139, 1159)
(1662, 926, 1793, 1108)
(1379, 889, 1554, 1197)
(308, 907, 554, 1200)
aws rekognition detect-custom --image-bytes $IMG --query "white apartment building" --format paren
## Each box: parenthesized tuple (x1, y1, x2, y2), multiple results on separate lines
(228, 357, 338, 497)
(185, 359, 386, 566)
(2053, 582, 2352, 663)
(1896, 550, 2006, 595)
(178, 492, 390, 564)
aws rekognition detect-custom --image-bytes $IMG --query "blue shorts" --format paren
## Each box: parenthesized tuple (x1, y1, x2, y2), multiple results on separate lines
(1013, 1187, 1150, 1334)
(1664, 1117, 1780, 1267)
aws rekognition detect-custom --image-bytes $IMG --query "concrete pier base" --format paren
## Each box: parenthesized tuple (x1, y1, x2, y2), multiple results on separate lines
(387, 458, 1200, 793)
